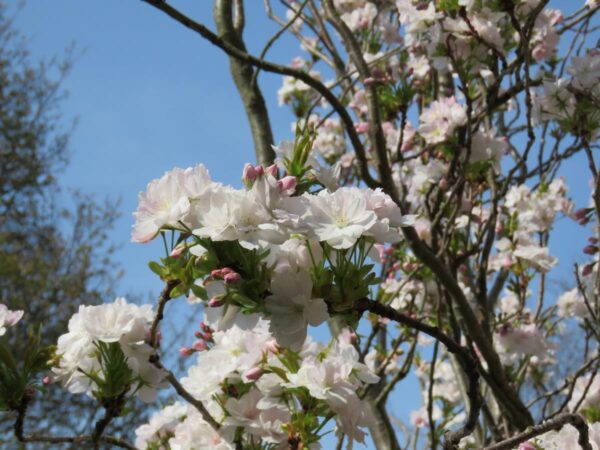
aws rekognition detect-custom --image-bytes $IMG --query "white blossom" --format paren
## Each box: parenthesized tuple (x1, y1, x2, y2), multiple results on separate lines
(0, 304, 23, 336)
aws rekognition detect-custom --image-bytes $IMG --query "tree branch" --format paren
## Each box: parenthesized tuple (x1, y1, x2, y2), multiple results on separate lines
(355, 298, 482, 449)
(142, 0, 377, 186)
(151, 359, 222, 432)
(483, 413, 592, 450)
(213, 0, 276, 166)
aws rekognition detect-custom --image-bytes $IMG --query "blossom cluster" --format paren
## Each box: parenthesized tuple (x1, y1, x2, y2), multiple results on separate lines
(52, 298, 165, 402)
(23, 1, 600, 449)
(136, 313, 378, 449)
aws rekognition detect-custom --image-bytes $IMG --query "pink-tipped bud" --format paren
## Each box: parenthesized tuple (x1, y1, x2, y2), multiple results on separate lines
(210, 269, 223, 279)
(179, 347, 194, 357)
(575, 208, 591, 221)
(200, 322, 212, 333)
(518, 442, 536, 450)
(244, 367, 263, 381)
(495, 221, 504, 234)
(354, 122, 369, 134)
(364, 77, 376, 85)
(277, 176, 297, 195)
(500, 255, 514, 268)
(347, 330, 358, 344)
(589, 237, 599, 244)
(220, 267, 235, 275)
(265, 164, 278, 177)
(42, 376, 51, 385)
(242, 163, 257, 184)
(170, 245, 185, 258)
(254, 165, 264, 176)
(224, 272, 241, 284)
(372, 67, 385, 79)
(266, 339, 281, 354)
(583, 263, 595, 276)
(584, 245, 598, 255)
(194, 331, 203, 339)
(402, 262, 415, 272)
(192, 340, 207, 352)
(208, 297, 224, 307)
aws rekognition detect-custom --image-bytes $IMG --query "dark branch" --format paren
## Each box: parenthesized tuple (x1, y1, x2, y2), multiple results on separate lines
(355, 298, 482, 449)
(214, 0, 276, 166)
(142, 0, 379, 188)
(484, 413, 592, 450)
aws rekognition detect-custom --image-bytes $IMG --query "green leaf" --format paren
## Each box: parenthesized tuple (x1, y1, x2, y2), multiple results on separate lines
(148, 261, 164, 277)
(0, 342, 17, 373)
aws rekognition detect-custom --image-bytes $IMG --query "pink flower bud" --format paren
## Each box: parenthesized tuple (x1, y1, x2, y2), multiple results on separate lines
(364, 77, 376, 85)
(192, 340, 207, 352)
(583, 263, 595, 276)
(242, 163, 257, 184)
(244, 367, 263, 381)
(179, 347, 194, 357)
(402, 262, 415, 272)
(374, 244, 386, 263)
(42, 376, 51, 385)
(200, 322, 212, 333)
(220, 267, 235, 275)
(208, 297, 224, 307)
(266, 339, 281, 354)
(210, 269, 223, 279)
(170, 245, 185, 258)
(224, 272, 241, 284)
(495, 221, 504, 234)
(265, 164, 278, 177)
(277, 176, 297, 195)
(518, 442, 536, 450)
(584, 245, 598, 255)
(589, 237, 599, 244)
(354, 122, 370, 134)
(194, 331, 203, 338)
(347, 330, 358, 344)
(574, 208, 591, 220)
(254, 165, 264, 176)
(500, 255, 514, 268)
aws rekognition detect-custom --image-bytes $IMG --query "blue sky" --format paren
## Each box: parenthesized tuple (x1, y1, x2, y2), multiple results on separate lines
(10, 0, 596, 448)
(11, 0, 303, 300)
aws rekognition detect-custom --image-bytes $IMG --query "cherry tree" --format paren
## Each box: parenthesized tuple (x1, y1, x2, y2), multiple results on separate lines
(2, 1, 600, 449)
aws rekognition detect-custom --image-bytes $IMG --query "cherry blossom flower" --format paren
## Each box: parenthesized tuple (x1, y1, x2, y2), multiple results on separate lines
(0, 304, 23, 336)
